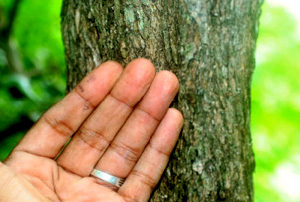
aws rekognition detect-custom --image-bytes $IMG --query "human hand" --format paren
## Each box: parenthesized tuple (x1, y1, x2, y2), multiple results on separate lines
(0, 59, 183, 201)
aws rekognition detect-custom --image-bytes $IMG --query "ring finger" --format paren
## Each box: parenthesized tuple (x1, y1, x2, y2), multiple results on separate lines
(92, 71, 179, 186)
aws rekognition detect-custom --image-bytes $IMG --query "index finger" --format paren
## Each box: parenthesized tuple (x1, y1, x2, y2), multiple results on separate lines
(11, 61, 123, 158)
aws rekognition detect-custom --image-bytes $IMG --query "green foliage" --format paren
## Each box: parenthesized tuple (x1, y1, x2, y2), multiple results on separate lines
(252, 3, 300, 202)
(0, 0, 65, 153)
(0, 131, 23, 160)
(14, 0, 65, 72)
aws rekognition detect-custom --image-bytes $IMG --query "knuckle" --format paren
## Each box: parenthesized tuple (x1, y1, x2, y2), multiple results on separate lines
(131, 169, 157, 190)
(78, 126, 110, 152)
(74, 87, 95, 110)
(44, 115, 74, 137)
(110, 142, 141, 163)
(119, 192, 139, 202)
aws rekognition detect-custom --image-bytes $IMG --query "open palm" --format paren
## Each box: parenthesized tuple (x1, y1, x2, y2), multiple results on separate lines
(1, 59, 183, 202)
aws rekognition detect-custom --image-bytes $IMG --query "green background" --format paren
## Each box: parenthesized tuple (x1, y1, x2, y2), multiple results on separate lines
(0, 0, 299, 201)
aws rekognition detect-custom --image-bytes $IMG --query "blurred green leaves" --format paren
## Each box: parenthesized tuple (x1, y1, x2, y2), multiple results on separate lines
(0, 0, 65, 159)
(252, 2, 300, 202)
(14, 0, 65, 72)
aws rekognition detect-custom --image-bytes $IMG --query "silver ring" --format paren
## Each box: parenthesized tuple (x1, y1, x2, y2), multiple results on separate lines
(90, 169, 125, 188)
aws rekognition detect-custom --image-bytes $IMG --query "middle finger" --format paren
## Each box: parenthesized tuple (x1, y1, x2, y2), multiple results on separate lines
(56, 59, 155, 176)
(93, 70, 179, 182)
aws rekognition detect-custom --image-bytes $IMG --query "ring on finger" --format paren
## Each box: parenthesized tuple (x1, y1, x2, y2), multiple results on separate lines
(90, 169, 125, 188)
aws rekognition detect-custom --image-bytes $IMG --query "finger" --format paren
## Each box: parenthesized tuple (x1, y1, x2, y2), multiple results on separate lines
(94, 71, 179, 180)
(11, 61, 123, 158)
(118, 108, 183, 201)
(56, 59, 156, 176)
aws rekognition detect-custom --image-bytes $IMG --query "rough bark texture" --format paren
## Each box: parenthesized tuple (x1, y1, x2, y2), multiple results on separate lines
(61, 0, 263, 201)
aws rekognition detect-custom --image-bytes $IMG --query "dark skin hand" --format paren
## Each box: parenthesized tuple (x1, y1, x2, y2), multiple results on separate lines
(0, 59, 183, 202)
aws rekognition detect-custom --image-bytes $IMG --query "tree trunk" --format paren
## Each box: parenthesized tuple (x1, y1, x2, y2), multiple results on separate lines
(61, 0, 263, 201)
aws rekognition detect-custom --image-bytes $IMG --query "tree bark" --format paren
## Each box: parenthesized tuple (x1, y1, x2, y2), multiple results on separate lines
(61, 0, 263, 201)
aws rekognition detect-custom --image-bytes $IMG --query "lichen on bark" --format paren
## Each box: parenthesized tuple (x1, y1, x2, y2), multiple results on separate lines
(61, 0, 263, 201)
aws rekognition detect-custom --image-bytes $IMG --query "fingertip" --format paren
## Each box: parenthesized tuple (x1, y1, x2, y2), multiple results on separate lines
(110, 58, 156, 106)
(126, 58, 156, 83)
(73, 61, 124, 107)
(156, 70, 180, 95)
(99, 60, 124, 73)
(93, 61, 123, 80)
(130, 58, 156, 72)
(164, 108, 184, 135)
(83, 60, 123, 85)
(168, 108, 184, 125)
